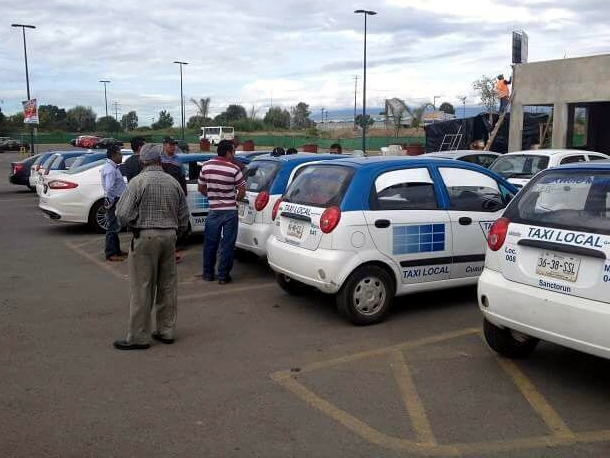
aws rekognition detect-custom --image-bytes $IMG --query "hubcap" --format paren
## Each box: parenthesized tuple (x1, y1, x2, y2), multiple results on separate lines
(96, 206, 108, 230)
(352, 276, 386, 316)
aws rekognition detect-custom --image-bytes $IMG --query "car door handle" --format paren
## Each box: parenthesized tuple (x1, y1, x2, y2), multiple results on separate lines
(375, 219, 391, 228)
(459, 217, 472, 226)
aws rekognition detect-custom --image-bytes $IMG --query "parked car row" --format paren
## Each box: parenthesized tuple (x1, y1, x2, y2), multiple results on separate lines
(0, 137, 29, 153)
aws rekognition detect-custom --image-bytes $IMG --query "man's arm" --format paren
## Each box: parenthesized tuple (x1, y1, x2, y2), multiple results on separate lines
(197, 166, 207, 195)
(176, 189, 190, 236)
(115, 183, 139, 228)
(234, 168, 246, 201)
(101, 167, 113, 196)
(198, 183, 207, 195)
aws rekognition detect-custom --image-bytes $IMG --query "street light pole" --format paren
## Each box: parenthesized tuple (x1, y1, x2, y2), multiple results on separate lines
(99, 80, 110, 118)
(11, 23, 36, 155)
(354, 9, 377, 154)
(173, 61, 189, 140)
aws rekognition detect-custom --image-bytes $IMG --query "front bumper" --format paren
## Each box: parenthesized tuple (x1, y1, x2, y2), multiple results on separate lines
(478, 268, 610, 359)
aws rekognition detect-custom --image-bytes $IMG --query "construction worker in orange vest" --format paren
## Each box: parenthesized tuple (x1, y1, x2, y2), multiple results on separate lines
(496, 74, 512, 113)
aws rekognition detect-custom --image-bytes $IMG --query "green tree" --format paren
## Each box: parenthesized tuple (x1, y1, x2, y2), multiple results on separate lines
(355, 114, 374, 129)
(120, 111, 138, 131)
(187, 115, 206, 129)
(263, 106, 291, 129)
(291, 102, 313, 129)
(152, 110, 173, 129)
(97, 116, 122, 133)
(472, 75, 498, 122)
(0, 107, 5, 131)
(408, 103, 434, 132)
(66, 106, 97, 132)
(190, 97, 211, 126)
(439, 102, 455, 115)
(38, 104, 67, 130)
(224, 104, 247, 122)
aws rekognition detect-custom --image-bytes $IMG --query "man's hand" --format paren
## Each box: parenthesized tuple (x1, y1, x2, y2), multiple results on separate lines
(198, 183, 207, 196)
(236, 184, 246, 201)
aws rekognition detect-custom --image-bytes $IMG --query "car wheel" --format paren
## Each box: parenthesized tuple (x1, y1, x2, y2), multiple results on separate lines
(88, 199, 108, 233)
(275, 273, 310, 295)
(483, 318, 539, 358)
(337, 265, 394, 325)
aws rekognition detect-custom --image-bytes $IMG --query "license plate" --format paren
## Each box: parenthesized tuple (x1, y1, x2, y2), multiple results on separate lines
(536, 251, 581, 282)
(287, 220, 304, 239)
(238, 203, 247, 217)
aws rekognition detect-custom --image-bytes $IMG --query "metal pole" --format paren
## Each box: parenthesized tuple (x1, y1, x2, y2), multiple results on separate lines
(12, 24, 36, 155)
(353, 75, 358, 129)
(99, 80, 110, 118)
(173, 61, 188, 140)
(362, 13, 367, 153)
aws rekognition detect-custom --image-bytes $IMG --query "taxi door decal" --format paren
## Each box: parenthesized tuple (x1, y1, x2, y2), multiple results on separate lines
(393, 224, 445, 255)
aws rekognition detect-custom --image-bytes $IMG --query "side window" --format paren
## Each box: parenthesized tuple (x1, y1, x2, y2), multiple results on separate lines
(370, 168, 437, 211)
(477, 155, 499, 168)
(186, 162, 201, 183)
(64, 157, 78, 169)
(588, 155, 608, 161)
(560, 155, 586, 165)
(439, 167, 505, 212)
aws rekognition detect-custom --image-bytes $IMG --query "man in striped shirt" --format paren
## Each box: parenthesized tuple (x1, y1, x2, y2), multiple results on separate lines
(198, 140, 246, 284)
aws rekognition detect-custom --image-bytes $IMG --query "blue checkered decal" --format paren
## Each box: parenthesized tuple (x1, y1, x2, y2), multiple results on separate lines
(193, 195, 209, 210)
(393, 224, 445, 255)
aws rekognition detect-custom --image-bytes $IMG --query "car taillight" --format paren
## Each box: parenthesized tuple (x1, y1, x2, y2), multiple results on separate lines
(48, 180, 78, 190)
(487, 217, 510, 251)
(320, 206, 341, 234)
(12, 164, 24, 174)
(254, 191, 270, 211)
(271, 198, 282, 220)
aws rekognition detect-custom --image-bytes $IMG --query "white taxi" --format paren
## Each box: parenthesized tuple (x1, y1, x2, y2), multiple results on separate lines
(479, 162, 610, 359)
(237, 154, 346, 257)
(266, 156, 518, 325)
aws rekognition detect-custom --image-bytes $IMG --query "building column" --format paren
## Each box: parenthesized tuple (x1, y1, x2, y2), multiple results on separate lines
(508, 102, 523, 152)
(552, 102, 568, 148)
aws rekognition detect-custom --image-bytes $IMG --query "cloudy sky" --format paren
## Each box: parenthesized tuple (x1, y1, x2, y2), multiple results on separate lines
(1, 0, 609, 125)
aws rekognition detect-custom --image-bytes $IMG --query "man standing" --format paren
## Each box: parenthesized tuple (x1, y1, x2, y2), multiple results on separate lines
(113, 144, 189, 350)
(161, 136, 187, 193)
(121, 136, 146, 182)
(198, 139, 246, 284)
(329, 143, 342, 154)
(101, 144, 127, 261)
(496, 74, 512, 113)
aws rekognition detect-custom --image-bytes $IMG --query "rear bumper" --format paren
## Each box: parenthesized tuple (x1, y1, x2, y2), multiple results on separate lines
(38, 195, 90, 224)
(267, 236, 357, 294)
(478, 268, 610, 359)
(236, 222, 272, 257)
(9, 174, 29, 186)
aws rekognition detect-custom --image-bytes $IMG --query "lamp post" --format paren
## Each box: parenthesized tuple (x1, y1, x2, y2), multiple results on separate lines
(173, 61, 188, 140)
(11, 23, 36, 155)
(99, 80, 110, 118)
(354, 9, 376, 154)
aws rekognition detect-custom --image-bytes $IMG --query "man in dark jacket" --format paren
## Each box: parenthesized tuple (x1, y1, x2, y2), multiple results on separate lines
(161, 136, 187, 194)
(121, 136, 146, 181)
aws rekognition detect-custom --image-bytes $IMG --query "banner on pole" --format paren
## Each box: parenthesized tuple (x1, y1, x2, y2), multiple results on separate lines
(22, 98, 39, 124)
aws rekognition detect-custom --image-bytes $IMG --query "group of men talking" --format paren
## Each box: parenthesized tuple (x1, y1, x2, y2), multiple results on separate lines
(102, 138, 245, 350)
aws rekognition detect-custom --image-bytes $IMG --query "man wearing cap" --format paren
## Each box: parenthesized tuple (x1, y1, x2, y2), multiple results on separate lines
(161, 136, 187, 193)
(496, 74, 512, 113)
(113, 144, 189, 350)
(101, 144, 127, 261)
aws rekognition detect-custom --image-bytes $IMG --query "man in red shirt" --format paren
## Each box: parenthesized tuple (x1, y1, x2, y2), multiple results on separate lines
(198, 140, 246, 284)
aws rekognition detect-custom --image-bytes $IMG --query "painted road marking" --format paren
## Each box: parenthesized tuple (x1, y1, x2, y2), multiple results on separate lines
(271, 328, 610, 455)
(178, 282, 276, 302)
(65, 241, 128, 280)
(390, 350, 436, 445)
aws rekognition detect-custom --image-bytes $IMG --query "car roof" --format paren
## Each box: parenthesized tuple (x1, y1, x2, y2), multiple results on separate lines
(502, 149, 593, 157)
(251, 153, 343, 164)
(554, 161, 610, 171)
(425, 150, 500, 159)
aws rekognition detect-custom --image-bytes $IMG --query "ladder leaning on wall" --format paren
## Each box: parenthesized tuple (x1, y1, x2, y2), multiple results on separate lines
(438, 124, 463, 151)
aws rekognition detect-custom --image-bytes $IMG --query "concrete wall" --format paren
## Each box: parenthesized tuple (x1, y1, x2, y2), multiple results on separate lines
(509, 54, 610, 151)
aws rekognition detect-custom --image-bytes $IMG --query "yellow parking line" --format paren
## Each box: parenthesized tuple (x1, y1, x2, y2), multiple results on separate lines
(390, 350, 437, 445)
(496, 357, 574, 438)
(64, 241, 128, 281)
(178, 282, 276, 301)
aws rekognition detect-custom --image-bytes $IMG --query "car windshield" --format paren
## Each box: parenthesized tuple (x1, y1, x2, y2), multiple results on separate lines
(243, 161, 280, 192)
(505, 170, 610, 235)
(283, 165, 354, 208)
(490, 154, 549, 179)
(67, 159, 106, 174)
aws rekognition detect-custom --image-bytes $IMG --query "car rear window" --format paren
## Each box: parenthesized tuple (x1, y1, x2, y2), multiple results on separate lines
(243, 160, 280, 192)
(42, 156, 57, 169)
(67, 159, 106, 174)
(283, 165, 353, 208)
(505, 170, 610, 235)
(490, 154, 549, 179)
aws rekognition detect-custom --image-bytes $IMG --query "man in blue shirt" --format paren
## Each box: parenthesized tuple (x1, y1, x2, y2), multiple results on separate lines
(101, 144, 127, 261)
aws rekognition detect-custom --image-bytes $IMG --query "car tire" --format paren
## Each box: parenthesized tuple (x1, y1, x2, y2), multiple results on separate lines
(275, 273, 310, 295)
(88, 199, 108, 233)
(483, 319, 539, 358)
(337, 265, 394, 325)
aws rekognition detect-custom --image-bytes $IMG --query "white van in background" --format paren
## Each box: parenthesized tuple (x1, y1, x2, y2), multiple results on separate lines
(200, 126, 235, 145)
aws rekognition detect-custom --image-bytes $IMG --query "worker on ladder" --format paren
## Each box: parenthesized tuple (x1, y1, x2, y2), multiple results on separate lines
(496, 74, 512, 113)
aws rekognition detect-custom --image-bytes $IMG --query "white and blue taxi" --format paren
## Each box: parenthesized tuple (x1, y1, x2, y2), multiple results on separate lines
(479, 162, 610, 359)
(237, 153, 347, 257)
(266, 156, 518, 325)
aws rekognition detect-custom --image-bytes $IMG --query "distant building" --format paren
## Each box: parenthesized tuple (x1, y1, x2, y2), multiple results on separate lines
(509, 54, 610, 154)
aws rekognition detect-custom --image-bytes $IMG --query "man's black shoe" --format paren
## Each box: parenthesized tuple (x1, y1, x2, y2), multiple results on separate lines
(202, 275, 215, 282)
(152, 333, 175, 345)
(113, 340, 150, 350)
(218, 276, 233, 285)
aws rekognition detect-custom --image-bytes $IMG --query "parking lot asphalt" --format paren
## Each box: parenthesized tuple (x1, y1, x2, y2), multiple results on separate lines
(2, 151, 610, 458)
